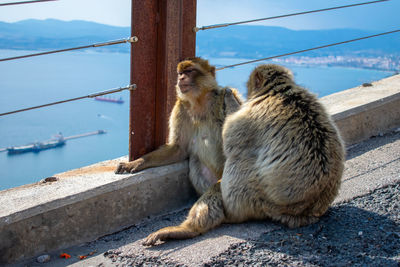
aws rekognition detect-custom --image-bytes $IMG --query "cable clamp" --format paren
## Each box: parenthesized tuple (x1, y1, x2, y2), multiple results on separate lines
(128, 36, 139, 43)
(128, 84, 137, 91)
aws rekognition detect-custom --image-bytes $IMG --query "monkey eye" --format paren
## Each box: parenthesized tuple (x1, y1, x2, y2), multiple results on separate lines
(178, 69, 199, 76)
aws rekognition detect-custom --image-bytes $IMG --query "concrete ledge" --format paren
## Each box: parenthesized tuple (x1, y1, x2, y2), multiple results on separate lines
(320, 74, 400, 145)
(0, 159, 194, 264)
(1, 74, 399, 264)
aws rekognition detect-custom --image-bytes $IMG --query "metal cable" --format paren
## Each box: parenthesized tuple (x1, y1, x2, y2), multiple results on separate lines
(194, 0, 390, 32)
(216, 29, 400, 71)
(0, 37, 138, 62)
(0, 0, 57, 6)
(0, 84, 136, 117)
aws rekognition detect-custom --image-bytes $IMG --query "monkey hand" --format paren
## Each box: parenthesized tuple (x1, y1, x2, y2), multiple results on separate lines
(115, 158, 145, 174)
(225, 87, 233, 96)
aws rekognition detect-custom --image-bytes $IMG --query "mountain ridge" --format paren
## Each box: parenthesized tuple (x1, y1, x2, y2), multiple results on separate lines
(1, 19, 399, 59)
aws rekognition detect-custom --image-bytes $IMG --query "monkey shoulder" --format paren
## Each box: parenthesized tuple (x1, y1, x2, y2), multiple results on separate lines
(167, 99, 195, 145)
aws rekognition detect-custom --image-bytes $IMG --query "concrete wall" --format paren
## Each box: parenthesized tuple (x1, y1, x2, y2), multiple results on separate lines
(320, 74, 400, 145)
(0, 74, 399, 264)
(0, 161, 195, 264)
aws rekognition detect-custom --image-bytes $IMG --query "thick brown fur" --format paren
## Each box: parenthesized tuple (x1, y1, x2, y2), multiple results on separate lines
(143, 64, 345, 246)
(115, 57, 242, 196)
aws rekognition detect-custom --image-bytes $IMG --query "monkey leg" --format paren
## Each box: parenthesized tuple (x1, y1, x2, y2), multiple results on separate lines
(142, 182, 225, 246)
(142, 225, 200, 246)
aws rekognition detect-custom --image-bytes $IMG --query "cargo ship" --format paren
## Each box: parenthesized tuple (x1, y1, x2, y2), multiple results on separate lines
(7, 137, 65, 155)
(3, 131, 106, 155)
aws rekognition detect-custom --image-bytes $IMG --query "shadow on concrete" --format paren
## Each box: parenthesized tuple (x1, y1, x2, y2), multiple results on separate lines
(346, 130, 400, 161)
(343, 156, 400, 184)
(206, 202, 400, 266)
(101, 196, 399, 266)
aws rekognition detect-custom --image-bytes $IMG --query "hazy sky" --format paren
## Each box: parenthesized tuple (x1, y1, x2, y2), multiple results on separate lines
(0, 0, 399, 30)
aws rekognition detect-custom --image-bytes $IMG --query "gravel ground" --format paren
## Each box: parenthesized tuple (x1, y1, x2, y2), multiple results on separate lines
(205, 183, 400, 267)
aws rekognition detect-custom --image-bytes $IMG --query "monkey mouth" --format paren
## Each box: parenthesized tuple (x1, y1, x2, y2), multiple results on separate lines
(179, 84, 192, 93)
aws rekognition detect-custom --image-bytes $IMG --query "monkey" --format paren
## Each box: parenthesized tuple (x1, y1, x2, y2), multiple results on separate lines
(115, 57, 242, 196)
(142, 64, 345, 246)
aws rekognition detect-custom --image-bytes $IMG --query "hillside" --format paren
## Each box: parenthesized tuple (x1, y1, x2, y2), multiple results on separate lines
(0, 19, 130, 52)
(197, 26, 400, 58)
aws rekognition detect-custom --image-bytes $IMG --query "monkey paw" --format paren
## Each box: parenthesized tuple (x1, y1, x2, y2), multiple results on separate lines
(115, 159, 144, 174)
(114, 162, 129, 174)
(225, 87, 233, 95)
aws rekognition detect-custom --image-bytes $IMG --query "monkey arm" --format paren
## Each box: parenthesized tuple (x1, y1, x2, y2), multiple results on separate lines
(136, 143, 188, 169)
(115, 144, 188, 174)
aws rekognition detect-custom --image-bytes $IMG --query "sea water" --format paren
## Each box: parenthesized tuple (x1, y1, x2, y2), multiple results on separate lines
(0, 50, 393, 190)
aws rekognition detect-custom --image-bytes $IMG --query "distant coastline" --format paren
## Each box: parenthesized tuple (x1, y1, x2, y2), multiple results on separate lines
(2, 48, 398, 74)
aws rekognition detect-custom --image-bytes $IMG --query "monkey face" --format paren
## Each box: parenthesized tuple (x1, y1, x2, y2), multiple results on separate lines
(175, 58, 219, 103)
(176, 58, 217, 100)
(177, 67, 201, 94)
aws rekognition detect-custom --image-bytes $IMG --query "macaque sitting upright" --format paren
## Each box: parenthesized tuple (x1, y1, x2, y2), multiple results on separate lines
(115, 57, 242, 195)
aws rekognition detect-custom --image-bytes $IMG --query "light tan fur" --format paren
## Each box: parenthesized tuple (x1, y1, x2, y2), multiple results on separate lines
(143, 64, 344, 246)
(115, 57, 242, 196)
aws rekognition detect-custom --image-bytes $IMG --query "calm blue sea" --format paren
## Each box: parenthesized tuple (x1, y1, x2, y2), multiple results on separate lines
(0, 50, 393, 190)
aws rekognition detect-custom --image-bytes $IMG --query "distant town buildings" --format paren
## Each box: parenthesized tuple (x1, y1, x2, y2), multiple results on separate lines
(272, 55, 400, 72)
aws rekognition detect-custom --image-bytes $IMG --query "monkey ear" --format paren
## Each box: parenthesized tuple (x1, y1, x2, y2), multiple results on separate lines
(210, 66, 216, 78)
(254, 70, 264, 88)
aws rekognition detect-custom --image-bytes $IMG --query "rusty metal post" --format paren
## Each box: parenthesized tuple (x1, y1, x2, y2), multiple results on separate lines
(129, 0, 196, 160)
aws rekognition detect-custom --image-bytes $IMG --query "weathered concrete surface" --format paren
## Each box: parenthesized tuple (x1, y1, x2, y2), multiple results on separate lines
(320, 74, 400, 145)
(10, 129, 400, 267)
(1, 74, 399, 264)
(0, 160, 194, 264)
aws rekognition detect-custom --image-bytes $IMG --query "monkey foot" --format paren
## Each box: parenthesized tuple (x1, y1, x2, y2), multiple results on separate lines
(142, 232, 162, 246)
(142, 226, 200, 246)
(142, 228, 173, 246)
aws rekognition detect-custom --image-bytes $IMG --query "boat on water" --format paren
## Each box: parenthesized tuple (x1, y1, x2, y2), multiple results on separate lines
(7, 136, 65, 155)
(7, 144, 37, 154)
(3, 130, 106, 155)
(94, 96, 124, 104)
